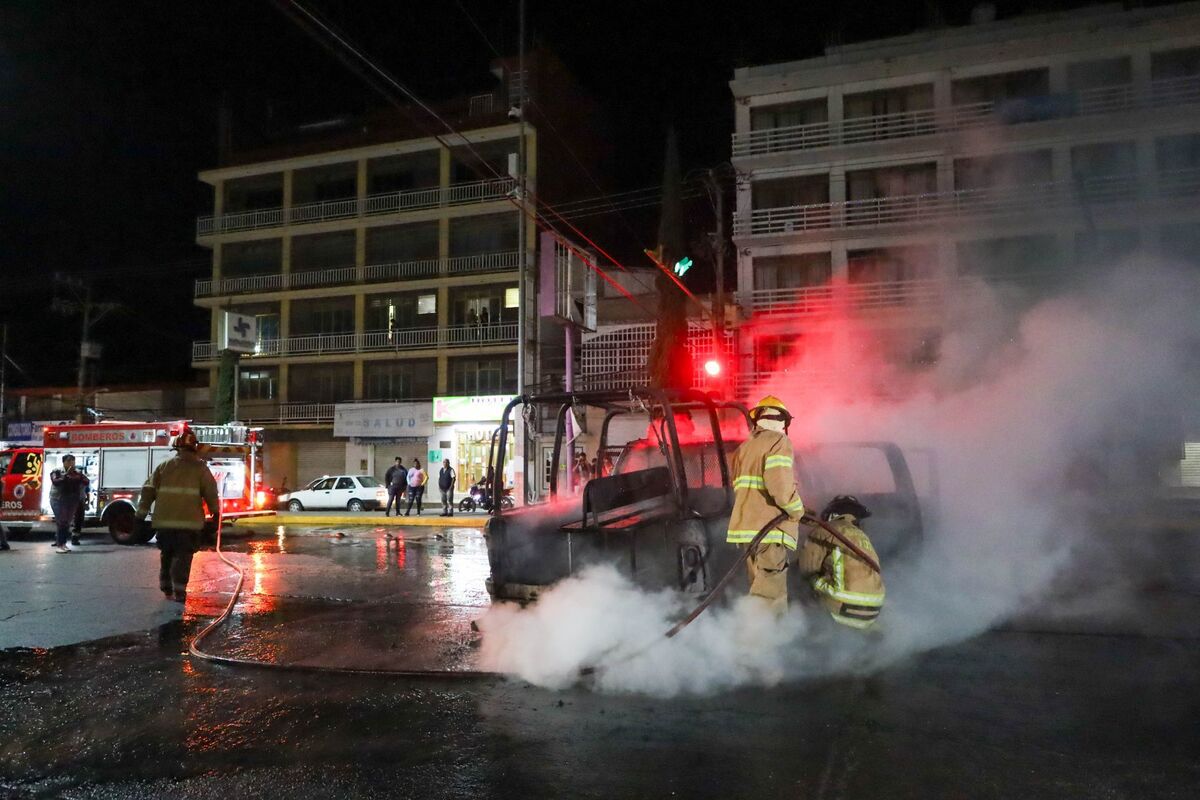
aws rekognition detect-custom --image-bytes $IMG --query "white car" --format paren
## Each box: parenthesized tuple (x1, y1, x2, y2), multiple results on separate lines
(280, 475, 387, 512)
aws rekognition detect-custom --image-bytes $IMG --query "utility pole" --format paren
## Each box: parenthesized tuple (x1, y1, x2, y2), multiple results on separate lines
(51, 276, 119, 423)
(0, 323, 7, 437)
(704, 168, 727, 344)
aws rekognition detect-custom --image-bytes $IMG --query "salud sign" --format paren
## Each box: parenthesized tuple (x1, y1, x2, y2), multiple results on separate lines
(219, 311, 257, 354)
(334, 403, 433, 438)
(432, 395, 516, 423)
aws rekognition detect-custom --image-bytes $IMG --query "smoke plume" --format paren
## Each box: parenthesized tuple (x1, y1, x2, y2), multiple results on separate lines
(478, 258, 1199, 695)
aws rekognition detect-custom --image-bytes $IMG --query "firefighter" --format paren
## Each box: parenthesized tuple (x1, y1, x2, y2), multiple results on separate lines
(134, 428, 221, 603)
(800, 495, 885, 630)
(727, 395, 806, 615)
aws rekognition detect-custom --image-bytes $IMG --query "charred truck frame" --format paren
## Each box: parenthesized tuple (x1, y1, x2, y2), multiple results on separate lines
(484, 389, 926, 603)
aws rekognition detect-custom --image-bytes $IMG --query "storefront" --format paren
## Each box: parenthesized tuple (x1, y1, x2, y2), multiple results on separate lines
(431, 395, 516, 492)
(333, 402, 434, 482)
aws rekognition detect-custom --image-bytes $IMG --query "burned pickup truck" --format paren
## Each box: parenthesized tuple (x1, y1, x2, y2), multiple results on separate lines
(485, 389, 929, 602)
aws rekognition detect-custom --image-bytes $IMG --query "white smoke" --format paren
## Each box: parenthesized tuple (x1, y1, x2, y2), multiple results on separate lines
(477, 259, 1200, 695)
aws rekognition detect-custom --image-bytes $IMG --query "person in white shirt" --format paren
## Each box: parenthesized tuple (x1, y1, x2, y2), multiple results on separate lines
(405, 459, 428, 516)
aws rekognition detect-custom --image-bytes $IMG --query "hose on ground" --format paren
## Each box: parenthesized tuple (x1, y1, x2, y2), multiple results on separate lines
(187, 516, 498, 679)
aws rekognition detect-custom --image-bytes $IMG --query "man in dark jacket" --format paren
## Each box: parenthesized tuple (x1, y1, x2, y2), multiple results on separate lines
(384, 456, 405, 517)
(49, 455, 89, 554)
(438, 459, 456, 517)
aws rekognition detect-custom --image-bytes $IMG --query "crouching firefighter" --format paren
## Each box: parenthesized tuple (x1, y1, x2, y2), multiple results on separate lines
(727, 395, 806, 616)
(135, 428, 221, 603)
(800, 495, 885, 630)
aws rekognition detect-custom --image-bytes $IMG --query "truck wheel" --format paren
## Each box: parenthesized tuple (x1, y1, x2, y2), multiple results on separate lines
(107, 507, 138, 545)
(347, 498, 364, 512)
(288, 499, 304, 512)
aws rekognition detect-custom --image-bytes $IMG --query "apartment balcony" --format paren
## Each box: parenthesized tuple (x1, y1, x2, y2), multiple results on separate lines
(196, 177, 516, 238)
(194, 250, 521, 298)
(731, 75, 1200, 158)
(191, 323, 518, 363)
(735, 174, 1143, 237)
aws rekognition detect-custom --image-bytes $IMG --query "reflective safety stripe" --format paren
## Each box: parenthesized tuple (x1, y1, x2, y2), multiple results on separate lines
(732, 476, 766, 489)
(830, 611, 878, 629)
(812, 575, 886, 606)
(764, 454, 793, 470)
(155, 486, 199, 496)
(726, 528, 798, 549)
(783, 498, 805, 513)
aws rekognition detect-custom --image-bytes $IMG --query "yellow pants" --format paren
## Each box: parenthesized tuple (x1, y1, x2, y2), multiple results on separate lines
(746, 542, 789, 615)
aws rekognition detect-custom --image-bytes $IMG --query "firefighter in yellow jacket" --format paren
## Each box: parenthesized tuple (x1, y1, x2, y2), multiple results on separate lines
(135, 428, 221, 603)
(800, 495, 885, 630)
(727, 395, 806, 615)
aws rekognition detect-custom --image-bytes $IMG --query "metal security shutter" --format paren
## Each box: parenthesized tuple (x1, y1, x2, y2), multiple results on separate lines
(296, 441, 347, 485)
(1181, 442, 1200, 488)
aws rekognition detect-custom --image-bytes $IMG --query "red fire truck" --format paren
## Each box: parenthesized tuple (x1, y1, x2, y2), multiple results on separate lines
(0, 421, 271, 544)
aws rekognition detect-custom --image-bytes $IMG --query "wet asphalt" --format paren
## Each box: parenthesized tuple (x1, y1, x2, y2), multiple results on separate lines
(1, 524, 1198, 798)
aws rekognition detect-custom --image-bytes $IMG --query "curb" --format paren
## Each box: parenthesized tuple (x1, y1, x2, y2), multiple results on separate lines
(231, 513, 487, 528)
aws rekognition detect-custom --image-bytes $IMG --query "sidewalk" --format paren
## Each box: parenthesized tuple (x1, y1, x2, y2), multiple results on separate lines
(233, 510, 487, 528)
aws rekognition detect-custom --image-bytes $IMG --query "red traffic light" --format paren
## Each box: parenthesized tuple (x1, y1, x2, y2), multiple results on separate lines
(703, 358, 722, 377)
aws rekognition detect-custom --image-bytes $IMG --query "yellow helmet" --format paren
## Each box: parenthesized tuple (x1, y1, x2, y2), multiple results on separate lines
(750, 395, 793, 428)
(753, 395, 789, 415)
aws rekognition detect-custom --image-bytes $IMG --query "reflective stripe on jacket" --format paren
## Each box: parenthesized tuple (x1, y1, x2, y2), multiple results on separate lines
(799, 514, 885, 628)
(135, 453, 221, 531)
(726, 427, 805, 550)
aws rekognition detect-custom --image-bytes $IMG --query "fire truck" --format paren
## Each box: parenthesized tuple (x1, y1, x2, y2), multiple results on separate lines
(0, 421, 271, 544)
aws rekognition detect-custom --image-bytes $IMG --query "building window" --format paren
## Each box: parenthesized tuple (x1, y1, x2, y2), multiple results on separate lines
(224, 174, 283, 212)
(1151, 47, 1200, 81)
(450, 139, 518, 183)
(1156, 133, 1200, 196)
(366, 222, 439, 263)
(504, 287, 520, 308)
(753, 253, 832, 291)
(451, 285, 518, 325)
(449, 214, 519, 257)
(750, 98, 828, 131)
(954, 150, 1052, 191)
(291, 297, 355, 336)
(366, 292, 437, 332)
(364, 360, 437, 400)
(951, 69, 1050, 106)
(288, 364, 354, 404)
(222, 239, 282, 277)
(751, 175, 829, 209)
(292, 162, 357, 205)
(450, 357, 517, 395)
(1066, 57, 1132, 91)
(291, 231, 356, 271)
(848, 246, 936, 284)
(846, 162, 936, 201)
(239, 368, 278, 401)
(844, 84, 933, 118)
(367, 152, 440, 194)
(957, 235, 1060, 283)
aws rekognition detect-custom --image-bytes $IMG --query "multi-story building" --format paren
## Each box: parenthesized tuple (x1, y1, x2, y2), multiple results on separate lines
(729, 2, 1200, 400)
(190, 54, 604, 489)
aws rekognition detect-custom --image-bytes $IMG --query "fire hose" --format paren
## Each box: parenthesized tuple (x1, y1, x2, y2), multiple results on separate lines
(187, 516, 498, 679)
(578, 510, 880, 677)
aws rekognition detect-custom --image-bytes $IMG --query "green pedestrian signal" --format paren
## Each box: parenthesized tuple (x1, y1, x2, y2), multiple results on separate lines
(673, 257, 693, 277)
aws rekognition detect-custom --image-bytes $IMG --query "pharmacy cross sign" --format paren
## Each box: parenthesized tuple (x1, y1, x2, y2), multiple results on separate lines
(233, 317, 251, 337)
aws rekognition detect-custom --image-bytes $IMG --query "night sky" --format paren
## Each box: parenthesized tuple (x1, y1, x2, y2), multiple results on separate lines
(0, 0, 1095, 389)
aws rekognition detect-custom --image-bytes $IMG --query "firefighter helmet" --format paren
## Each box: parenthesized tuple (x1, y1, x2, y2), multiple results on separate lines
(822, 494, 872, 521)
(750, 394, 793, 427)
(171, 427, 200, 452)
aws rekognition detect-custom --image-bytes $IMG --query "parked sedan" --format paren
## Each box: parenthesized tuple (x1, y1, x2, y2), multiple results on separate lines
(279, 475, 387, 512)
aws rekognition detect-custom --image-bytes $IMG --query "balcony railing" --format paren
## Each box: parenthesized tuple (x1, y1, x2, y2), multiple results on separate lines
(194, 250, 521, 297)
(732, 75, 1200, 157)
(197, 177, 516, 237)
(736, 174, 1143, 236)
(191, 323, 518, 363)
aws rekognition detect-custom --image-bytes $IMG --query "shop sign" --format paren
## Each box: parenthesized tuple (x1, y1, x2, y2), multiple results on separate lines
(432, 395, 517, 423)
(334, 403, 433, 438)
